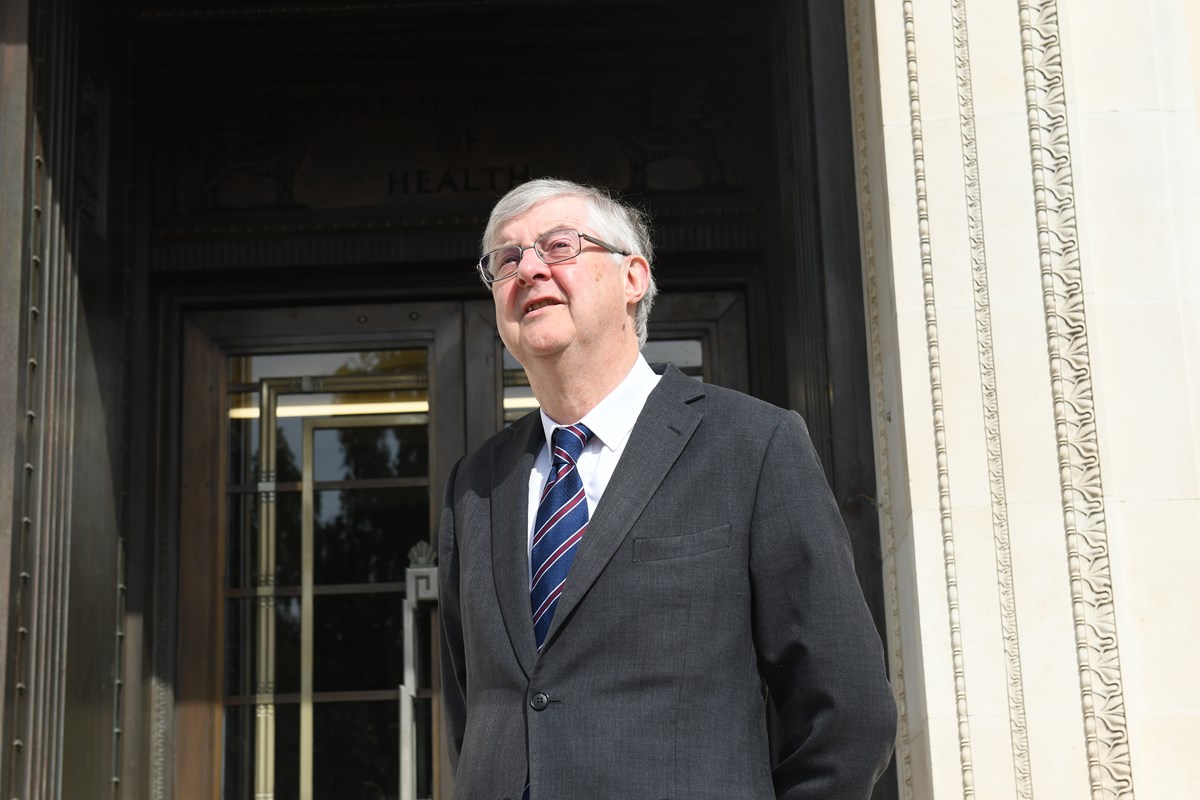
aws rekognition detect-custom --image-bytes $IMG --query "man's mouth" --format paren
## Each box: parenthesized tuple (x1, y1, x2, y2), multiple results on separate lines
(524, 299, 560, 316)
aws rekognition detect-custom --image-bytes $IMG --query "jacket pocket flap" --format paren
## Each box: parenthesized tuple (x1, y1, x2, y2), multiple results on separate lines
(632, 524, 731, 562)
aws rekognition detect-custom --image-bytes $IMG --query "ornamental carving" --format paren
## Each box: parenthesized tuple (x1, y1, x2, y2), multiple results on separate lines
(846, 2, 915, 796)
(951, 0, 1034, 795)
(901, 0, 976, 793)
(608, 74, 731, 192)
(1018, 1, 1135, 797)
(183, 89, 310, 210)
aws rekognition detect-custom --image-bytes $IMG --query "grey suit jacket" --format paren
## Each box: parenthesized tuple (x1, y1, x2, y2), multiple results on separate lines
(439, 365, 896, 800)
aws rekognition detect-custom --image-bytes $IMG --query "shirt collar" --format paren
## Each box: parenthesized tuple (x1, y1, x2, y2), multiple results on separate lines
(539, 354, 661, 452)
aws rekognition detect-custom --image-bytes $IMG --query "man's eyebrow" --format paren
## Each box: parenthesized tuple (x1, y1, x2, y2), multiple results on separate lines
(499, 222, 575, 247)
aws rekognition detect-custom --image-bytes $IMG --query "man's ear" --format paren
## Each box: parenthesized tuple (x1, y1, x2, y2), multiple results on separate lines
(624, 255, 650, 306)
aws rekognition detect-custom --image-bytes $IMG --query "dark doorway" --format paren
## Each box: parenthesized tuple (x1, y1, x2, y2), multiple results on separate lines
(123, 1, 892, 798)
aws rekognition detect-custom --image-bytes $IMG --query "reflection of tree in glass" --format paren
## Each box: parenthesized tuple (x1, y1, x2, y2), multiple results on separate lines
(228, 414, 258, 486)
(275, 416, 304, 483)
(274, 704, 300, 800)
(313, 701, 399, 799)
(306, 350, 427, 797)
(275, 425, 306, 587)
(317, 349, 430, 586)
(275, 427, 305, 696)
(313, 437, 427, 586)
(312, 594, 402, 692)
(334, 349, 427, 379)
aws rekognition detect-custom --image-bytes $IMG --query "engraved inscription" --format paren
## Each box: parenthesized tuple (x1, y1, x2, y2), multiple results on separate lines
(387, 166, 531, 196)
(171, 71, 752, 214)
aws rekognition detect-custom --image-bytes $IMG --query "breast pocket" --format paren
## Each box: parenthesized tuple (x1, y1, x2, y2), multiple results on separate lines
(632, 524, 731, 562)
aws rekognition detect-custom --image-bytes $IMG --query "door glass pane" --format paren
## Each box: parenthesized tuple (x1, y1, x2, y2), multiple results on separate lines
(223, 346, 433, 799)
(223, 705, 302, 800)
(276, 416, 304, 483)
(229, 348, 429, 382)
(312, 422, 429, 482)
(314, 487, 428, 585)
(276, 388, 428, 420)
(275, 704, 300, 800)
(643, 338, 704, 376)
(502, 348, 536, 424)
(313, 700, 399, 800)
(223, 596, 302, 698)
(227, 492, 258, 589)
(222, 704, 256, 800)
(313, 593, 403, 693)
(275, 595, 302, 695)
(223, 490, 306, 592)
(224, 598, 254, 698)
(219, 702, 307, 800)
(276, 491, 302, 587)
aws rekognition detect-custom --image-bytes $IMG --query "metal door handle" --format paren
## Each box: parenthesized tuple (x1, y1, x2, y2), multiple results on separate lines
(400, 563, 438, 800)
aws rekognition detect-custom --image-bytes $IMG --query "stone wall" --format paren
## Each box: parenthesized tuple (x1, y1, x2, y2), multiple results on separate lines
(847, 0, 1200, 797)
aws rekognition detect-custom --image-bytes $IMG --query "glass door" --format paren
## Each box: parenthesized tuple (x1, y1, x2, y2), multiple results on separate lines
(223, 351, 437, 800)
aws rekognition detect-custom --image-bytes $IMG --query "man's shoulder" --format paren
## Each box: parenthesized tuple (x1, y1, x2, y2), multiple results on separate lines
(701, 379, 787, 415)
(456, 409, 540, 475)
(652, 363, 797, 426)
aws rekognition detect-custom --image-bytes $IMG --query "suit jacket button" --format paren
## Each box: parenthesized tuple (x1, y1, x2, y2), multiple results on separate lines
(530, 691, 550, 711)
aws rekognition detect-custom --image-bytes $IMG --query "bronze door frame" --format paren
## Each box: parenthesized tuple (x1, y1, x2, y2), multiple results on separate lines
(174, 302, 465, 800)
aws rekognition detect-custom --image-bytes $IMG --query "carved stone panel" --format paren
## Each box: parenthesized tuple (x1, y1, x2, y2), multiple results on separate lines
(164, 70, 759, 220)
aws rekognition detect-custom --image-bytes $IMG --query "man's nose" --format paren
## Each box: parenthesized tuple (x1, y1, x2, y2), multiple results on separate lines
(514, 248, 549, 284)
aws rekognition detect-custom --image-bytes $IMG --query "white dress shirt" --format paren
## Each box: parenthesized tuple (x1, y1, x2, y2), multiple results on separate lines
(526, 355, 661, 578)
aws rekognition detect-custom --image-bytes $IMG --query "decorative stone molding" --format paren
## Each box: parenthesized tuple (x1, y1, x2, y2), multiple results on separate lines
(950, 1, 1035, 796)
(1017, 2, 1135, 798)
(844, 2, 914, 797)
(407, 539, 438, 567)
(150, 673, 171, 799)
(901, 0, 976, 795)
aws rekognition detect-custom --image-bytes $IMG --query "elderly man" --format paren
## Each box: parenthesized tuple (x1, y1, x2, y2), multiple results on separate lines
(438, 177, 896, 799)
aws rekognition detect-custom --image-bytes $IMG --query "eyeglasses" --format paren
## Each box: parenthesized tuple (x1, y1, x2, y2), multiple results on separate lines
(477, 228, 630, 286)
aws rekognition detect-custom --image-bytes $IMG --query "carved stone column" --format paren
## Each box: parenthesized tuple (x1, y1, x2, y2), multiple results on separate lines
(847, 0, 1200, 797)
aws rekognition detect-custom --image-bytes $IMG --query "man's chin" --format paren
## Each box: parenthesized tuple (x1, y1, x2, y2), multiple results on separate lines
(506, 336, 572, 366)
(522, 343, 571, 363)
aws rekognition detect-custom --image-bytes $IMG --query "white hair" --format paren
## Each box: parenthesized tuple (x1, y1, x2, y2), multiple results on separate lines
(481, 178, 657, 347)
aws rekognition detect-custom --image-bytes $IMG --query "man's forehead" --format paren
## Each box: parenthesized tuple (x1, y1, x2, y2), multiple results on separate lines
(497, 196, 589, 243)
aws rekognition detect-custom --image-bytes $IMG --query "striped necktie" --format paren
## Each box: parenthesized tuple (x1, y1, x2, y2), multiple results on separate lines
(530, 423, 593, 649)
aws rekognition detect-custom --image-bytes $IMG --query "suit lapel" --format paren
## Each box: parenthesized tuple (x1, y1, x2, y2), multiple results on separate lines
(541, 366, 705, 649)
(490, 414, 544, 676)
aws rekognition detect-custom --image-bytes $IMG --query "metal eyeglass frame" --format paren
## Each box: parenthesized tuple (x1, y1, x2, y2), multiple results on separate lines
(476, 229, 631, 286)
